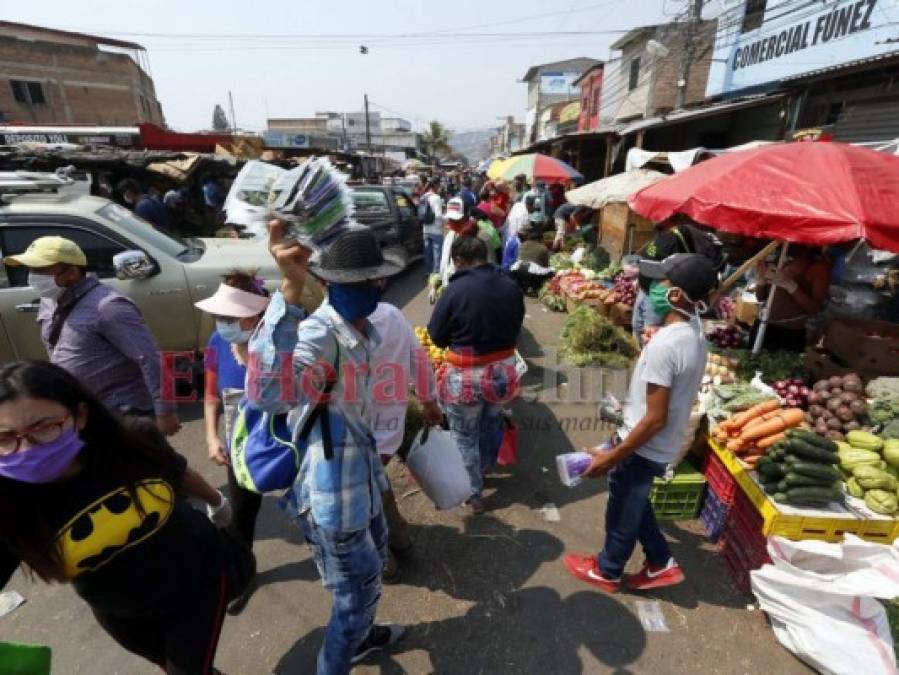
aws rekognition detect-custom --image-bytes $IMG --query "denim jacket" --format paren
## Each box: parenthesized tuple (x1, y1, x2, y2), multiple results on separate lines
(248, 292, 386, 533)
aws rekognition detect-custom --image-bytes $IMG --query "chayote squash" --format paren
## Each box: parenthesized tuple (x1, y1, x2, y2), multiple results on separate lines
(865, 489, 898, 515)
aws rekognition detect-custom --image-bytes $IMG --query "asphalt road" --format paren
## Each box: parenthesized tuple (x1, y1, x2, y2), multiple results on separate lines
(1, 262, 812, 674)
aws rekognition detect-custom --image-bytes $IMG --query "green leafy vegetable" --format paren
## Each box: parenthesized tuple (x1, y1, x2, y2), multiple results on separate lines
(560, 306, 636, 368)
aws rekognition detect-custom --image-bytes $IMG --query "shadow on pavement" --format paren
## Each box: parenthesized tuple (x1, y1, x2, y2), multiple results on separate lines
(384, 260, 427, 311)
(273, 515, 647, 674)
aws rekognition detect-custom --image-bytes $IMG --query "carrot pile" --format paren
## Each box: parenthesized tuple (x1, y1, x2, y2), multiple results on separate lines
(712, 400, 805, 468)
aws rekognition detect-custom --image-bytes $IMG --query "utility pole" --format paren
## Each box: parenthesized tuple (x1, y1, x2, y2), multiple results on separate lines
(228, 91, 237, 133)
(363, 93, 372, 155)
(675, 0, 704, 110)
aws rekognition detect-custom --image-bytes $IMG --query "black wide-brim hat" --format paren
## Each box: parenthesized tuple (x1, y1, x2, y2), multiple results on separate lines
(309, 226, 404, 284)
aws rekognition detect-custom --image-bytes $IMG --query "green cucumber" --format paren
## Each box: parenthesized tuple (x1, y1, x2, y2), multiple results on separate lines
(784, 486, 843, 505)
(784, 473, 833, 488)
(791, 461, 840, 482)
(786, 439, 838, 464)
(772, 492, 788, 502)
(758, 462, 785, 480)
(785, 428, 838, 453)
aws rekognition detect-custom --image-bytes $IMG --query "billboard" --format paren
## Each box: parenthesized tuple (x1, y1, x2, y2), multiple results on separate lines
(540, 72, 580, 95)
(706, 0, 899, 97)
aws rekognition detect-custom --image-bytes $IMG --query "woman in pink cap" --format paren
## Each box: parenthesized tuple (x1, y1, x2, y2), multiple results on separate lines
(194, 269, 270, 615)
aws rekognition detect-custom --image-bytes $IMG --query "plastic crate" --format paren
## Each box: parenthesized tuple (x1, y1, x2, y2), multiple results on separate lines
(707, 437, 898, 544)
(702, 450, 738, 505)
(717, 490, 770, 595)
(700, 488, 730, 542)
(649, 460, 706, 520)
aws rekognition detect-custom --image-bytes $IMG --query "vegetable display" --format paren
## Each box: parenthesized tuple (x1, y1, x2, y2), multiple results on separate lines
(713, 401, 805, 467)
(757, 429, 843, 507)
(805, 373, 867, 441)
(706, 325, 745, 349)
(538, 276, 566, 312)
(772, 378, 810, 410)
(836, 431, 899, 515)
(610, 277, 636, 306)
(714, 348, 809, 384)
(559, 306, 636, 368)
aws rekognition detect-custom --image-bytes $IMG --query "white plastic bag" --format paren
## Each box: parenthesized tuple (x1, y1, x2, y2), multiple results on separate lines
(405, 427, 471, 510)
(751, 535, 899, 675)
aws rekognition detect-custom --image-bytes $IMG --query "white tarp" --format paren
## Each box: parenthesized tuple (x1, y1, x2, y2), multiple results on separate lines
(625, 147, 707, 173)
(751, 534, 899, 675)
(564, 168, 667, 209)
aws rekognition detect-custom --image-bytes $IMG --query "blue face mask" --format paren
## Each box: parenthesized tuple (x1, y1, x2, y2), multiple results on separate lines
(328, 283, 382, 322)
(216, 319, 253, 344)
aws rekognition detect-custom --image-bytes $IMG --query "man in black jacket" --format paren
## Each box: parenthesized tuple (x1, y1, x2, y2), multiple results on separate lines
(428, 236, 524, 514)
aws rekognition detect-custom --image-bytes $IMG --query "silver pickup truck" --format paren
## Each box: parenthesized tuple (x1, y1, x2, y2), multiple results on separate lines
(0, 190, 323, 363)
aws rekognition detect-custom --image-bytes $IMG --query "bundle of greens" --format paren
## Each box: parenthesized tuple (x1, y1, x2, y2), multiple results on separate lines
(560, 306, 636, 368)
(716, 348, 809, 384)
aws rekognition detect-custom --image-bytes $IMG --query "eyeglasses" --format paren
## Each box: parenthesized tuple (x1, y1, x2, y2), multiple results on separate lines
(0, 415, 71, 456)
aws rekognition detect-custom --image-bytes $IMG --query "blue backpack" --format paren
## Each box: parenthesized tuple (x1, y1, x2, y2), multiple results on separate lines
(230, 342, 340, 494)
(417, 193, 436, 225)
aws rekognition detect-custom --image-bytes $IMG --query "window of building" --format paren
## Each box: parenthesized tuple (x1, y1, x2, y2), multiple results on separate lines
(628, 58, 641, 91)
(10, 80, 46, 105)
(741, 0, 767, 33)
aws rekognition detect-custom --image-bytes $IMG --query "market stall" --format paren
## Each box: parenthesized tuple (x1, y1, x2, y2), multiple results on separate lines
(619, 142, 899, 601)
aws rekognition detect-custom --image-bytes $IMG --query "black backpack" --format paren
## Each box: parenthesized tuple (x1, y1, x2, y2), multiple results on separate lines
(417, 194, 436, 225)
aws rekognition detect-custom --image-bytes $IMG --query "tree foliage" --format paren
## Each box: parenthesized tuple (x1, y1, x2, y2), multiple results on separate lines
(212, 104, 229, 131)
(422, 120, 451, 159)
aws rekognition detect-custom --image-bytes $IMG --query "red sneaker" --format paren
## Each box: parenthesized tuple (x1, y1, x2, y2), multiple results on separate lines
(625, 558, 685, 590)
(563, 553, 621, 592)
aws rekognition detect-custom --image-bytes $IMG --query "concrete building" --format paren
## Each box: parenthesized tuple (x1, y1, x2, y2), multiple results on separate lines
(490, 116, 526, 156)
(521, 57, 601, 142)
(602, 22, 716, 125)
(0, 21, 164, 126)
(264, 111, 423, 158)
(575, 63, 604, 132)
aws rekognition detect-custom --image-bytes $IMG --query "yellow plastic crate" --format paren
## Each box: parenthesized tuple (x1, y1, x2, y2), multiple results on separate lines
(707, 437, 897, 544)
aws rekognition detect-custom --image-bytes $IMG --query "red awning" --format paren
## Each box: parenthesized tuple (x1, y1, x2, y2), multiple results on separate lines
(629, 142, 899, 253)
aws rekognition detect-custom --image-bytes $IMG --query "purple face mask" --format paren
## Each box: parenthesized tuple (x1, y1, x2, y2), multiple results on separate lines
(0, 428, 84, 484)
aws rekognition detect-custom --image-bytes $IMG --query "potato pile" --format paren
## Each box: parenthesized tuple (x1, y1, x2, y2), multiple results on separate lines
(806, 373, 867, 441)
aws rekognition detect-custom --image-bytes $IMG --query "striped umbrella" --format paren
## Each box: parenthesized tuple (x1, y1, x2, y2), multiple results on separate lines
(492, 153, 583, 183)
(485, 157, 512, 179)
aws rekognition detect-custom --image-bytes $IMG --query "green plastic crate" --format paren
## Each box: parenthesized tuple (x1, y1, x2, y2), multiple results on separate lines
(649, 460, 706, 520)
(0, 642, 51, 675)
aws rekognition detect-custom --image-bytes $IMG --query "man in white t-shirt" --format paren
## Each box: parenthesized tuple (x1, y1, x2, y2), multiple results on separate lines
(421, 178, 445, 275)
(369, 301, 442, 580)
(563, 254, 718, 593)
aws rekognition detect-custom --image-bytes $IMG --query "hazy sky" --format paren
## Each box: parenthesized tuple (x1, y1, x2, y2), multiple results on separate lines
(8, 0, 672, 133)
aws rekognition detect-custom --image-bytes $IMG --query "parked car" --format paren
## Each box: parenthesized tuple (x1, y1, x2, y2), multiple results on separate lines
(351, 186, 422, 266)
(0, 188, 323, 363)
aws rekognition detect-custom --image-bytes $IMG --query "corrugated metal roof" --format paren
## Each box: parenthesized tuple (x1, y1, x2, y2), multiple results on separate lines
(781, 50, 899, 82)
(617, 94, 785, 136)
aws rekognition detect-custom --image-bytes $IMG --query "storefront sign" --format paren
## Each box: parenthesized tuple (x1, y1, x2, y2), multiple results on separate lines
(540, 72, 580, 95)
(0, 131, 137, 146)
(706, 0, 899, 97)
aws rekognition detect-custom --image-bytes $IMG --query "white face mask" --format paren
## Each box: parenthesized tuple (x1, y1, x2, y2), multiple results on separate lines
(28, 272, 65, 300)
(216, 319, 253, 345)
(666, 288, 707, 323)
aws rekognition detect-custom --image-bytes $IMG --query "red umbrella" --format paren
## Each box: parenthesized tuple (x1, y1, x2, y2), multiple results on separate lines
(629, 142, 899, 253)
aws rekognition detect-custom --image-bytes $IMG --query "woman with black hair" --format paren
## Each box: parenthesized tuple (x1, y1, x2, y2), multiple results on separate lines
(0, 361, 250, 675)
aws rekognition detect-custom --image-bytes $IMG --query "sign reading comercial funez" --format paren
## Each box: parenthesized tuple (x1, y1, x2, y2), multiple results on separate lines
(707, 0, 899, 96)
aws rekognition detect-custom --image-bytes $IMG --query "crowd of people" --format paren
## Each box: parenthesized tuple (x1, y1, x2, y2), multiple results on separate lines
(0, 162, 728, 674)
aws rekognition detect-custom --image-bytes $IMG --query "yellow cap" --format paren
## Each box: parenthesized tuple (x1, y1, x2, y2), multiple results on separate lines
(4, 236, 87, 268)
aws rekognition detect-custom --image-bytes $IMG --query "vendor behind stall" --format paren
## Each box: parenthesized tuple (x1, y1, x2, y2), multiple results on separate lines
(752, 245, 831, 352)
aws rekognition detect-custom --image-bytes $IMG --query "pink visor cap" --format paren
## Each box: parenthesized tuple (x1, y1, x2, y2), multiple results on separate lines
(194, 283, 270, 318)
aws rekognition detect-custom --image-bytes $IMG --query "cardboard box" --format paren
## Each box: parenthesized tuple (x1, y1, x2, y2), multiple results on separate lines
(733, 297, 759, 325)
(608, 302, 634, 327)
(824, 318, 899, 376)
(803, 349, 879, 383)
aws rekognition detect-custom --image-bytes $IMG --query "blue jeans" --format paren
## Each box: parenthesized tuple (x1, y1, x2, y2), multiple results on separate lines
(442, 364, 511, 498)
(300, 511, 388, 675)
(423, 233, 443, 274)
(598, 453, 671, 579)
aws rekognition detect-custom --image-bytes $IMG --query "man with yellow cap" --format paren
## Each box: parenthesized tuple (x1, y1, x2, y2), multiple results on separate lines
(4, 236, 180, 435)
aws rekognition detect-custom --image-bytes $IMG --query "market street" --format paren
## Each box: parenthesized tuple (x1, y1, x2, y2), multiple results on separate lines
(0, 264, 811, 674)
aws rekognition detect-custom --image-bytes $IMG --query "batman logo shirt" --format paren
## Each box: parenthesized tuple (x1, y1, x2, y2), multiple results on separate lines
(56, 479, 175, 580)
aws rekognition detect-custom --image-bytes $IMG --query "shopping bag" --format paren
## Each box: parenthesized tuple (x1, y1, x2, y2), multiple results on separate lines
(497, 418, 519, 466)
(750, 534, 899, 675)
(406, 427, 471, 509)
(0, 642, 51, 675)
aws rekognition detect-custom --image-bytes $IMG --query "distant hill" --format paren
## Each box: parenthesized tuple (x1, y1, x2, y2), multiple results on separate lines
(449, 129, 494, 165)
